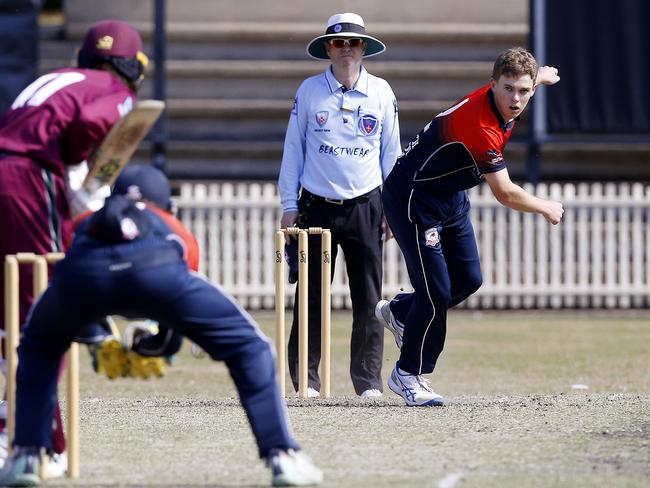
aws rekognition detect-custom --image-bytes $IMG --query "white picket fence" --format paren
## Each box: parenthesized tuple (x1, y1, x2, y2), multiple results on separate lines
(176, 181, 650, 309)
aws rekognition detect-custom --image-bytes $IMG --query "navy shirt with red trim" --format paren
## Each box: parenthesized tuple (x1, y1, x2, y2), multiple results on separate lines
(396, 84, 514, 177)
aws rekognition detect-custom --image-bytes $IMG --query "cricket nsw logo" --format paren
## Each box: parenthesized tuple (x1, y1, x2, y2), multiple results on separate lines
(316, 111, 329, 127)
(424, 227, 440, 247)
(358, 114, 379, 136)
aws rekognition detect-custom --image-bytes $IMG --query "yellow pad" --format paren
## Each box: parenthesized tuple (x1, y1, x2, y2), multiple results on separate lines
(127, 351, 166, 379)
(96, 338, 129, 379)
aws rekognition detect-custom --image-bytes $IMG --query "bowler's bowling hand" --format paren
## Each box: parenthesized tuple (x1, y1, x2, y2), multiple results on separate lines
(536, 66, 560, 86)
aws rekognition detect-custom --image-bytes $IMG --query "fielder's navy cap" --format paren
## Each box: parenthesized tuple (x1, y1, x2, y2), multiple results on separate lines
(112, 164, 171, 211)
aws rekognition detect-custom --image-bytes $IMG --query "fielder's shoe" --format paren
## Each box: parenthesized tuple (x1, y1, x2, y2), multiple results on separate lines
(268, 448, 323, 486)
(190, 342, 206, 359)
(88, 337, 129, 379)
(0, 446, 41, 487)
(0, 431, 7, 470)
(387, 365, 445, 407)
(374, 300, 404, 348)
(359, 389, 382, 398)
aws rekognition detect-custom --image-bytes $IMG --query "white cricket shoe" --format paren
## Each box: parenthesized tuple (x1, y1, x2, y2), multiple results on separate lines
(0, 446, 41, 487)
(387, 365, 445, 407)
(374, 300, 404, 348)
(268, 448, 323, 486)
(0, 431, 7, 469)
(45, 451, 67, 478)
(295, 387, 320, 398)
(359, 389, 382, 398)
(190, 342, 207, 359)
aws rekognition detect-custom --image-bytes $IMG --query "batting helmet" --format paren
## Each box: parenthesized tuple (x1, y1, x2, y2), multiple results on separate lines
(112, 164, 171, 211)
(77, 20, 149, 85)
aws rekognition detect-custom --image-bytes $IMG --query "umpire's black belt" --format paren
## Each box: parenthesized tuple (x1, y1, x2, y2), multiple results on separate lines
(302, 187, 379, 206)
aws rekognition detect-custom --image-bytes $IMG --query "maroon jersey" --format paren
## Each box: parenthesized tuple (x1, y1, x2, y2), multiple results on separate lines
(0, 68, 136, 326)
(0, 67, 136, 176)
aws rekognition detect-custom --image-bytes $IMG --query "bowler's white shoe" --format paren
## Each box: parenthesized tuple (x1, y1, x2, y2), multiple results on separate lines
(388, 365, 445, 407)
(268, 448, 323, 486)
(359, 389, 382, 398)
(374, 300, 404, 348)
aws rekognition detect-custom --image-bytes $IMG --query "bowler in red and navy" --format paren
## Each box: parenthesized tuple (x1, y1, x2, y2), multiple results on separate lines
(378, 48, 564, 407)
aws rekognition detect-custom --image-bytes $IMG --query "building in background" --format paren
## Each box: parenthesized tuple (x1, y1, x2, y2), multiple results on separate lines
(0, 0, 40, 114)
(4, 0, 648, 182)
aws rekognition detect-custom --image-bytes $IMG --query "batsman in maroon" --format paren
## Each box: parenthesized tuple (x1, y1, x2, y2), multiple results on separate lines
(0, 20, 149, 474)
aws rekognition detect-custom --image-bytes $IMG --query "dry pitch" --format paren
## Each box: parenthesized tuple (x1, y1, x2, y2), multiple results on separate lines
(40, 310, 649, 487)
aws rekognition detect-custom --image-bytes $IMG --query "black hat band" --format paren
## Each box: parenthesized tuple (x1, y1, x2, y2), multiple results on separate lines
(325, 23, 365, 35)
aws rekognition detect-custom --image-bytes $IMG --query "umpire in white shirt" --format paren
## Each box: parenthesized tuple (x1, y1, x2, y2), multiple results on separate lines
(278, 13, 401, 398)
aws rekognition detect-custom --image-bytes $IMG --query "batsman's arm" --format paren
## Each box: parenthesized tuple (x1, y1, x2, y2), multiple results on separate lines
(65, 161, 111, 218)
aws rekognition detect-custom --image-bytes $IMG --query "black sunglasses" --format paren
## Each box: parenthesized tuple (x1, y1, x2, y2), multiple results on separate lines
(329, 38, 365, 48)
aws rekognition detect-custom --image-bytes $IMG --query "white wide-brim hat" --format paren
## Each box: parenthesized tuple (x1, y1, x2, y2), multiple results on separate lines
(306, 13, 386, 60)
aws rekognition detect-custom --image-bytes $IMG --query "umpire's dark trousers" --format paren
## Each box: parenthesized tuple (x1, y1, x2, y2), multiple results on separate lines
(381, 169, 483, 375)
(288, 188, 384, 395)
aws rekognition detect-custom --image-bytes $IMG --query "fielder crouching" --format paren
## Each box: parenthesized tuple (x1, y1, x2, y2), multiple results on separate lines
(0, 166, 323, 487)
(78, 164, 189, 380)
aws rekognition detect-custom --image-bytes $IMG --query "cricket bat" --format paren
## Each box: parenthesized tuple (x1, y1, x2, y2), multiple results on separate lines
(83, 99, 165, 192)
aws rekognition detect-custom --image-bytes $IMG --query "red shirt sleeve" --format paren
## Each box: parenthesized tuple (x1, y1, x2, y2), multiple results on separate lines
(465, 126, 507, 173)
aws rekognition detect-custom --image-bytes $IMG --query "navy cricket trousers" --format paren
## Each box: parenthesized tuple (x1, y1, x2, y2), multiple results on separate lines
(14, 249, 298, 457)
(382, 171, 483, 375)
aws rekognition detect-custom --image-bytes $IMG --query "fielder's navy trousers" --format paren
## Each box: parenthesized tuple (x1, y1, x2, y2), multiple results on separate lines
(15, 248, 298, 457)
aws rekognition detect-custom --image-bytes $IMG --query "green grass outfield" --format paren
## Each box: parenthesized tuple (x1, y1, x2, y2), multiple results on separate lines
(75, 309, 650, 398)
(269, 309, 650, 397)
(42, 310, 650, 486)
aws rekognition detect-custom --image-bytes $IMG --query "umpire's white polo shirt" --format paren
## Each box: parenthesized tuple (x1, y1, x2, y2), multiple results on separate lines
(279, 66, 401, 213)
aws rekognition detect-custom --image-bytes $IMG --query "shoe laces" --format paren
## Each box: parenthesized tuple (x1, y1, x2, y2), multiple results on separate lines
(267, 447, 299, 472)
(416, 375, 433, 392)
(397, 369, 433, 393)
